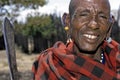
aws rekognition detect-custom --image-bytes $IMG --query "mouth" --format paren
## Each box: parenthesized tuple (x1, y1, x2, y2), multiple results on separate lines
(82, 33, 99, 43)
(83, 34, 98, 39)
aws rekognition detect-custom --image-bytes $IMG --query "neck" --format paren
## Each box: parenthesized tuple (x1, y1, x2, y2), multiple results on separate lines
(73, 44, 102, 61)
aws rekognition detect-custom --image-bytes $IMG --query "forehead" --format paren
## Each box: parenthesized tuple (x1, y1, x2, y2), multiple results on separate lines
(70, 0, 110, 14)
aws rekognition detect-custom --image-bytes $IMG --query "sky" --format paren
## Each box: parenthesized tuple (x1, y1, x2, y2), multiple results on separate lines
(45, 0, 120, 13)
(17, 0, 120, 23)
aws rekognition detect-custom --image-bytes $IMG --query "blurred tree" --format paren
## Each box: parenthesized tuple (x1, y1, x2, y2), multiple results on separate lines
(111, 7, 120, 43)
(0, 0, 47, 8)
(14, 13, 66, 52)
(117, 6, 120, 26)
(18, 15, 57, 39)
(116, 6, 120, 43)
(0, 0, 47, 36)
(0, 21, 2, 36)
(0, 0, 47, 22)
(14, 14, 58, 50)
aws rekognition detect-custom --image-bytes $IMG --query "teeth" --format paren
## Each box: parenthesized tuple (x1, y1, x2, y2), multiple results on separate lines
(83, 34, 97, 39)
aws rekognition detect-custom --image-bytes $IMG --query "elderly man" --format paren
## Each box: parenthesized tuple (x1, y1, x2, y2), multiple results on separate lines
(32, 0, 120, 79)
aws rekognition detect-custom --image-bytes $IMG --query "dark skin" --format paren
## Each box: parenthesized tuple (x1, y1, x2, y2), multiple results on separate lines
(63, 0, 114, 60)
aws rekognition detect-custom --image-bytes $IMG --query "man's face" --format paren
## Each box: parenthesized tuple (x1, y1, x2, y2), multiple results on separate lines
(69, 0, 111, 52)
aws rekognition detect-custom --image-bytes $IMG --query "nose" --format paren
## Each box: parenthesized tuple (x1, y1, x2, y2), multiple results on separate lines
(88, 19, 99, 30)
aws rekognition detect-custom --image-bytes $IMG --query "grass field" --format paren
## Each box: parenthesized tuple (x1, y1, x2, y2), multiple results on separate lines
(0, 49, 39, 80)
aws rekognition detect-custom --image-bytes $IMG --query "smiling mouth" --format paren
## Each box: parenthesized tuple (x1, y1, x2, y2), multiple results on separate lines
(83, 34, 98, 39)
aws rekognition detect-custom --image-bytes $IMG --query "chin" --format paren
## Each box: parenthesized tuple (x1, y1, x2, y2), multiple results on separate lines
(82, 48, 96, 52)
(79, 44, 98, 53)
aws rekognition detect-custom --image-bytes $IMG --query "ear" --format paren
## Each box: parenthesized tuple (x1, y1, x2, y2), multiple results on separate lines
(62, 13, 70, 27)
(62, 13, 72, 40)
(106, 15, 115, 38)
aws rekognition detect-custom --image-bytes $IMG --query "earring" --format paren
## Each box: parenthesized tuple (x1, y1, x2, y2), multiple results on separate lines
(67, 34, 72, 43)
(106, 37, 112, 43)
(64, 26, 69, 31)
(66, 28, 73, 43)
(64, 26, 72, 43)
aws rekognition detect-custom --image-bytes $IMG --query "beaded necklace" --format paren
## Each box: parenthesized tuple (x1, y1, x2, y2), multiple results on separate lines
(100, 50, 105, 64)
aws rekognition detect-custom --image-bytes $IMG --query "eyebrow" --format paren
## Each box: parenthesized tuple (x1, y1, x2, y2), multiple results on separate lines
(74, 9, 90, 16)
(98, 11, 105, 14)
(80, 9, 90, 13)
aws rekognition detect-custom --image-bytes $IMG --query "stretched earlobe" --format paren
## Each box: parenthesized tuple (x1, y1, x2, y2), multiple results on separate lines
(106, 37, 112, 43)
(109, 15, 115, 25)
(62, 13, 70, 27)
(62, 13, 70, 32)
(105, 15, 114, 43)
(62, 13, 73, 44)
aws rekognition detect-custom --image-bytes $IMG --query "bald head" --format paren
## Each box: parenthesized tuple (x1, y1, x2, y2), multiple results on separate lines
(69, 0, 111, 17)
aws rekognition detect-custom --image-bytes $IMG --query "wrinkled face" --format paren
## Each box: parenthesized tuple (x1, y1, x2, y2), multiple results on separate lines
(69, 0, 111, 52)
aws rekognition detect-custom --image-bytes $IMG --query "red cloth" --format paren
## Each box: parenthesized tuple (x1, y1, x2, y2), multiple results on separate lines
(32, 40, 120, 80)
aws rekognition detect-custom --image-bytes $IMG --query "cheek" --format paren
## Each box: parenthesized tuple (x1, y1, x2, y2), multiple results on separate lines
(70, 23, 80, 38)
(99, 22, 110, 32)
(71, 29, 78, 39)
(70, 17, 84, 29)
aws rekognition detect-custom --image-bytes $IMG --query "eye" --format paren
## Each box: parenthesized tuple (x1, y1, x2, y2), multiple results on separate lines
(79, 12, 89, 17)
(98, 13, 107, 19)
(98, 13, 108, 24)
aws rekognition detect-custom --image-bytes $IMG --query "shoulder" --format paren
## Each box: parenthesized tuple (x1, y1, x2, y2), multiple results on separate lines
(36, 41, 66, 58)
(103, 40, 120, 52)
(32, 41, 66, 72)
(53, 41, 66, 49)
(108, 40, 120, 62)
(110, 40, 120, 51)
